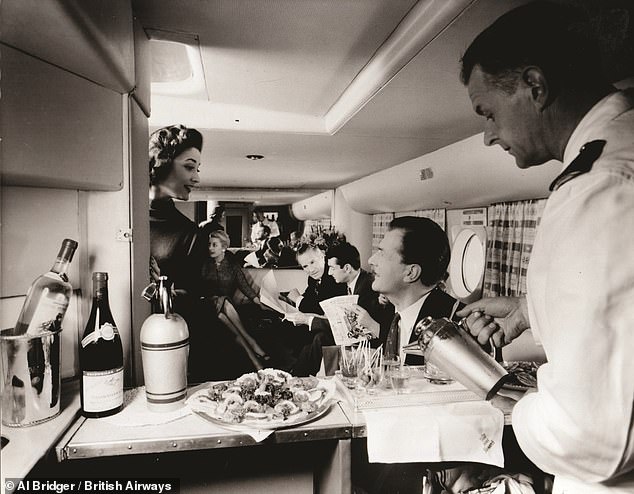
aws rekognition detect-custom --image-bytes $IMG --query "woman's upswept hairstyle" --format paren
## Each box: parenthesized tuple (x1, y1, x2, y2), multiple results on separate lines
(209, 229, 230, 249)
(149, 125, 203, 185)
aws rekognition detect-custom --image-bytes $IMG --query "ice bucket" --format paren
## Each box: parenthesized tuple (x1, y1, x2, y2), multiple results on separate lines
(404, 317, 509, 400)
(0, 328, 62, 427)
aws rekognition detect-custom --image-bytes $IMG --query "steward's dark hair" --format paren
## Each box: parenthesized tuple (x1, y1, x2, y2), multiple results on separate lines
(460, 1, 603, 94)
(327, 242, 361, 271)
(389, 216, 449, 287)
(149, 125, 203, 185)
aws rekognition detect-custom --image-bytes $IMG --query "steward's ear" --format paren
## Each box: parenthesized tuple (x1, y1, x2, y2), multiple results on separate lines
(344, 264, 353, 273)
(404, 264, 422, 284)
(522, 66, 550, 110)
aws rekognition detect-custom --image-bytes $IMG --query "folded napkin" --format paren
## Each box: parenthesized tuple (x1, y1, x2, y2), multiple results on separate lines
(364, 401, 504, 467)
(230, 428, 274, 443)
(102, 387, 191, 427)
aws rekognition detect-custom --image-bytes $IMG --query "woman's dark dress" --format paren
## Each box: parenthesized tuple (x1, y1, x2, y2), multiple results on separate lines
(149, 198, 254, 381)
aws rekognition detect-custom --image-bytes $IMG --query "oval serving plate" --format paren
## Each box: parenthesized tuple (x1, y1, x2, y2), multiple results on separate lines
(193, 400, 334, 431)
(188, 376, 336, 431)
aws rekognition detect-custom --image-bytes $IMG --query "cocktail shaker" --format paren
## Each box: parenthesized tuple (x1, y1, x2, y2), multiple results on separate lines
(403, 316, 509, 400)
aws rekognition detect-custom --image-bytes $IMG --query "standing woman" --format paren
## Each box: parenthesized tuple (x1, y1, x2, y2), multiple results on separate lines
(148, 124, 254, 381)
(149, 125, 205, 292)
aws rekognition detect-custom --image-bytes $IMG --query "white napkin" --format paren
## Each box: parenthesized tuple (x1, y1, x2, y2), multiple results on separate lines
(236, 428, 274, 442)
(364, 401, 504, 467)
(102, 387, 191, 427)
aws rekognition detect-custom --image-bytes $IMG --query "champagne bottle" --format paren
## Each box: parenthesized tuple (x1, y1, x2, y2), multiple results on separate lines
(12, 238, 78, 337)
(80, 272, 124, 418)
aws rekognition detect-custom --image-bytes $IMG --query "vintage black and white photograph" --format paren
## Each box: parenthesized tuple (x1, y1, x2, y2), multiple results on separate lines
(2, 1, 633, 493)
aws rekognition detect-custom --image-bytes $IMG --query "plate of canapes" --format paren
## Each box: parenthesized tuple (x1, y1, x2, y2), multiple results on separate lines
(187, 368, 336, 430)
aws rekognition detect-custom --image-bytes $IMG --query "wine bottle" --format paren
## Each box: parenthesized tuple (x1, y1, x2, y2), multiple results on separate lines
(12, 238, 78, 337)
(80, 272, 124, 418)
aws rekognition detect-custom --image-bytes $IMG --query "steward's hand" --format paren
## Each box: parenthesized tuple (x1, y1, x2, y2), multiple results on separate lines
(456, 296, 530, 347)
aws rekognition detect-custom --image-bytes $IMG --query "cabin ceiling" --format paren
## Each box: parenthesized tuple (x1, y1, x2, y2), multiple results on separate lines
(132, 0, 634, 206)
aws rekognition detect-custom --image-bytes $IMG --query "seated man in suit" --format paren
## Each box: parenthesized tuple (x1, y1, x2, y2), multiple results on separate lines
(286, 243, 347, 313)
(283, 243, 346, 375)
(327, 241, 387, 332)
(287, 242, 393, 375)
(369, 216, 461, 365)
(354, 216, 465, 493)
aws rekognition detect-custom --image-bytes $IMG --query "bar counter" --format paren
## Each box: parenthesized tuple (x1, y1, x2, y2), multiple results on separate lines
(2, 376, 520, 494)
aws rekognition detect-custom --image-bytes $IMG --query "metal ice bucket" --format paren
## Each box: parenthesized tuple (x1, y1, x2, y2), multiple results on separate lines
(403, 316, 509, 400)
(0, 328, 62, 426)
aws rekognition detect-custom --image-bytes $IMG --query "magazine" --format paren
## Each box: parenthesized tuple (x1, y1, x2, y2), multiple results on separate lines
(319, 295, 371, 346)
(259, 271, 298, 315)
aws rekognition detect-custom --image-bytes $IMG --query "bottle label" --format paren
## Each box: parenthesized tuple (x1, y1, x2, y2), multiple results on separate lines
(81, 323, 118, 348)
(26, 286, 69, 336)
(82, 366, 124, 413)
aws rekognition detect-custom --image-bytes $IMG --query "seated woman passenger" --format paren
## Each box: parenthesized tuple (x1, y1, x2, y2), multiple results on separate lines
(201, 230, 270, 369)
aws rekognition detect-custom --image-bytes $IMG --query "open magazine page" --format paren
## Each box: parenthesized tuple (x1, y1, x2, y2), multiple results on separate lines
(319, 295, 370, 346)
(259, 271, 298, 315)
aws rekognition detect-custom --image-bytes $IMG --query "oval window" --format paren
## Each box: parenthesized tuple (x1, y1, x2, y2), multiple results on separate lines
(450, 228, 486, 299)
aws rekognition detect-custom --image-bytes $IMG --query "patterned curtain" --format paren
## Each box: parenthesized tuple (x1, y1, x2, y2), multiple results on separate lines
(483, 199, 547, 297)
(371, 213, 395, 253)
(373, 209, 446, 254)
(394, 209, 446, 230)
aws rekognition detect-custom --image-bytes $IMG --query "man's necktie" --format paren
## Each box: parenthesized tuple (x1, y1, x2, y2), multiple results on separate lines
(549, 140, 606, 191)
(384, 313, 400, 361)
(405, 323, 425, 366)
(347, 286, 352, 295)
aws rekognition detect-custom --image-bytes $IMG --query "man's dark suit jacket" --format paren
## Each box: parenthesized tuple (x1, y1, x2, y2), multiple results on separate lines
(381, 287, 462, 365)
(297, 271, 347, 315)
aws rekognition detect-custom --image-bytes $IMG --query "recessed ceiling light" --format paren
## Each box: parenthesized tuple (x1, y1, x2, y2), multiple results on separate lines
(245, 154, 264, 160)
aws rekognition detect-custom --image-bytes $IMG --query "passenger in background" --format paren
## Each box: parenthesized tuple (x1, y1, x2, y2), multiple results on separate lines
(148, 124, 257, 382)
(243, 236, 284, 269)
(288, 231, 301, 251)
(288, 242, 393, 376)
(200, 230, 270, 370)
(277, 238, 300, 268)
(250, 209, 279, 246)
(286, 243, 347, 314)
(328, 241, 391, 340)
(283, 243, 347, 376)
(251, 224, 271, 251)
(455, 2, 634, 493)
(198, 204, 225, 238)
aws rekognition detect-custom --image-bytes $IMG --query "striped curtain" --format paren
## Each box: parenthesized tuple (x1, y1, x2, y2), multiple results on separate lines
(483, 200, 547, 297)
(373, 209, 446, 254)
(372, 213, 395, 253)
(394, 209, 446, 230)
